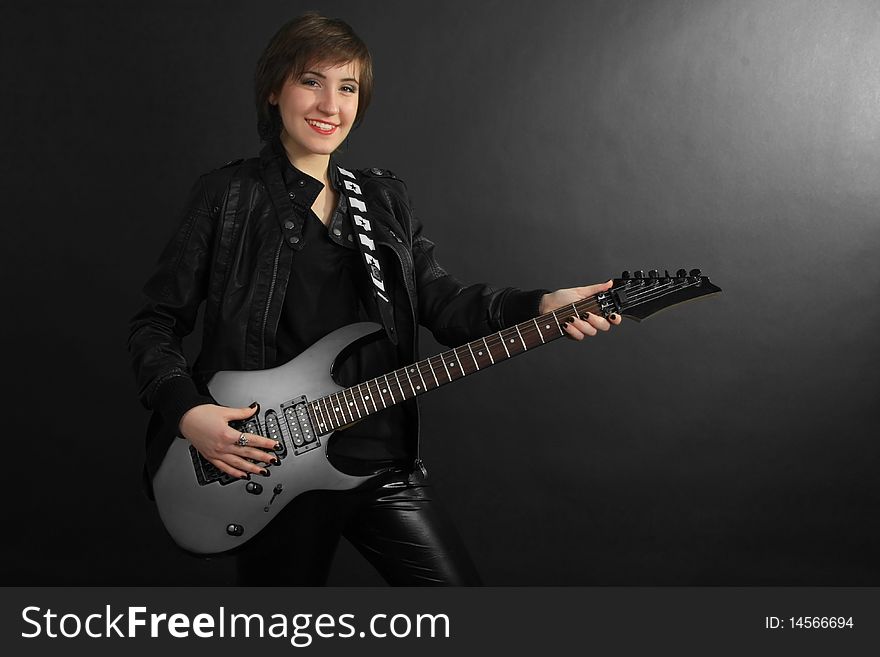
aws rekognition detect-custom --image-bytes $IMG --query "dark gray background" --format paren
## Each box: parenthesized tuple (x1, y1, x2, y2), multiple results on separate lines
(2, 0, 877, 585)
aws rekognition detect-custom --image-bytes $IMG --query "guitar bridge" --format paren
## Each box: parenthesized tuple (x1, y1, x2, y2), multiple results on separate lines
(190, 447, 237, 486)
(190, 412, 273, 487)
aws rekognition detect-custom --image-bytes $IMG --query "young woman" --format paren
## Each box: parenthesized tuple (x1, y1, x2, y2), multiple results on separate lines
(128, 13, 620, 586)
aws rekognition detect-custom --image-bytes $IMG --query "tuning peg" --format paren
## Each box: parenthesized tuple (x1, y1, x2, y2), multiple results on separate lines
(689, 268, 702, 277)
(648, 269, 659, 278)
(676, 268, 687, 278)
(634, 270, 645, 279)
(621, 270, 631, 279)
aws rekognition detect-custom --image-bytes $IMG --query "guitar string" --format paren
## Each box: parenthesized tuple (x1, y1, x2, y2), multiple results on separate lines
(315, 280, 702, 429)
(312, 279, 703, 430)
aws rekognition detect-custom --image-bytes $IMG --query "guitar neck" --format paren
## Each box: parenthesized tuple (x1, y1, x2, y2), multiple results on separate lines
(304, 295, 608, 435)
(303, 271, 717, 435)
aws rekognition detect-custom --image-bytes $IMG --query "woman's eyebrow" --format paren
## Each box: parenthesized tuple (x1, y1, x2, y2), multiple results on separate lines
(302, 70, 359, 83)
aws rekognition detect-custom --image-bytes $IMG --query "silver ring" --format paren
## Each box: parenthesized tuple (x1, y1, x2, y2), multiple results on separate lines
(236, 434, 249, 447)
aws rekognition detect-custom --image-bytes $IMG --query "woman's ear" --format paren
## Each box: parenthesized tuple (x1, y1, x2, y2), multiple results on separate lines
(268, 92, 277, 106)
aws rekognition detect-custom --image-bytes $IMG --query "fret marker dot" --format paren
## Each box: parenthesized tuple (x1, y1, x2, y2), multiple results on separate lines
(382, 388, 387, 393)
(449, 362, 455, 367)
(416, 386, 421, 390)
(365, 395, 370, 400)
(348, 402, 353, 406)
(545, 325, 550, 329)
(334, 407, 339, 411)
(478, 351, 483, 355)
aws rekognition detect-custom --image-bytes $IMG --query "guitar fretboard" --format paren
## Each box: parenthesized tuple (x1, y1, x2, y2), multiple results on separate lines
(305, 294, 611, 435)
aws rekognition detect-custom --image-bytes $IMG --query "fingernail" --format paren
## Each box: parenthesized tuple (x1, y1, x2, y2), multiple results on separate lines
(260, 469, 270, 477)
(274, 442, 282, 451)
(239, 475, 249, 481)
(579, 313, 589, 320)
(270, 457, 280, 466)
(249, 401, 258, 408)
(610, 313, 618, 320)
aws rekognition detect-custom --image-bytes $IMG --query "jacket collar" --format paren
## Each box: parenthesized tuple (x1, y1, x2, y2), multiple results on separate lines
(259, 140, 355, 250)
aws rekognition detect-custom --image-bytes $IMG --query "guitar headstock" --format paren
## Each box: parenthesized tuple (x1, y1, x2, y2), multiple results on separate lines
(603, 269, 721, 322)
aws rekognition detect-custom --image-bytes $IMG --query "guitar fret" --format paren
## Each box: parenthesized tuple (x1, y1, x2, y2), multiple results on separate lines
(551, 310, 564, 335)
(515, 324, 527, 351)
(332, 392, 345, 424)
(467, 342, 480, 370)
(346, 387, 362, 420)
(356, 383, 369, 417)
(394, 369, 408, 400)
(383, 374, 396, 404)
(355, 386, 366, 417)
(500, 331, 511, 358)
(309, 401, 321, 432)
(533, 318, 545, 344)
(452, 348, 465, 375)
(365, 381, 379, 413)
(336, 390, 354, 424)
(427, 357, 440, 388)
(444, 349, 462, 381)
(373, 378, 387, 409)
(412, 363, 427, 392)
(305, 404, 320, 438)
(403, 366, 417, 396)
(312, 401, 327, 432)
(440, 353, 452, 382)
(330, 395, 344, 427)
(343, 390, 356, 423)
(482, 337, 495, 364)
(320, 396, 332, 429)
(322, 396, 337, 430)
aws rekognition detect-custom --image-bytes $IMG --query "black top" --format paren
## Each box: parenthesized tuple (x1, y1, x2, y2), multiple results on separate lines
(276, 158, 409, 470)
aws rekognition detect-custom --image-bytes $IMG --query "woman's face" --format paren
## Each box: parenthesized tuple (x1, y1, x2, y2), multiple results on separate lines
(270, 60, 360, 160)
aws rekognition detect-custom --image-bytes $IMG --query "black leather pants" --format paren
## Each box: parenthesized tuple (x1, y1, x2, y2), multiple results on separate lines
(235, 470, 482, 586)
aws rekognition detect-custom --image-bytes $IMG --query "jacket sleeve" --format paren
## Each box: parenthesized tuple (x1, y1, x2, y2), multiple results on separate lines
(408, 204, 549, 347)
(127, 175, 217, 432)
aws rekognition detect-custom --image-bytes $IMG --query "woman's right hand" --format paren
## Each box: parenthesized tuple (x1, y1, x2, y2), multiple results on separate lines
(179, 403, 280, 479)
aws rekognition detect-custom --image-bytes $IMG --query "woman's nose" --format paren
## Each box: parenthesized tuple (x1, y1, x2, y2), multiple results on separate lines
(317, 91, 339, 115)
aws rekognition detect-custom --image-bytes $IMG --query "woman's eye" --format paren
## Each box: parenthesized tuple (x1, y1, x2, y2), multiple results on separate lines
(341, 85, 358, 94)
(301, 78, 319, 87)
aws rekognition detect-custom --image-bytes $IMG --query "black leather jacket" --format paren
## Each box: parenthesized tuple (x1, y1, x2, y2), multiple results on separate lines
(128, 142, 547, 482)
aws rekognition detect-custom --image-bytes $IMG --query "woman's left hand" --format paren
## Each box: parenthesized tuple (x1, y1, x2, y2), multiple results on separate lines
(539, 279, 623, 340)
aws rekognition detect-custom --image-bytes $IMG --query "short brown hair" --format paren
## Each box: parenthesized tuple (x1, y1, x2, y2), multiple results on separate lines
(254, 13, 373, 141)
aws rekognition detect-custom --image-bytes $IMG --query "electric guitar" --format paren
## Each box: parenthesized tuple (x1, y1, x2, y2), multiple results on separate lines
(152, 269, 721, 554)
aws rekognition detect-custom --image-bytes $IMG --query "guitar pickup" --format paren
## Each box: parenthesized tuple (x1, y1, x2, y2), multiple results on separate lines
(281, 397, 321, 456)
(263, 410, 288, 461)
(231, 411, 286, 463)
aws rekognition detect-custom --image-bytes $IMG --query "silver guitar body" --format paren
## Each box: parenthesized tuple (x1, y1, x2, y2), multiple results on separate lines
(152, 322, 381, 555)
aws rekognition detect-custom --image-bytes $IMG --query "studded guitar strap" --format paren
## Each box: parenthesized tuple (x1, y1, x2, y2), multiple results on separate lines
(336, 165, 398, 344)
